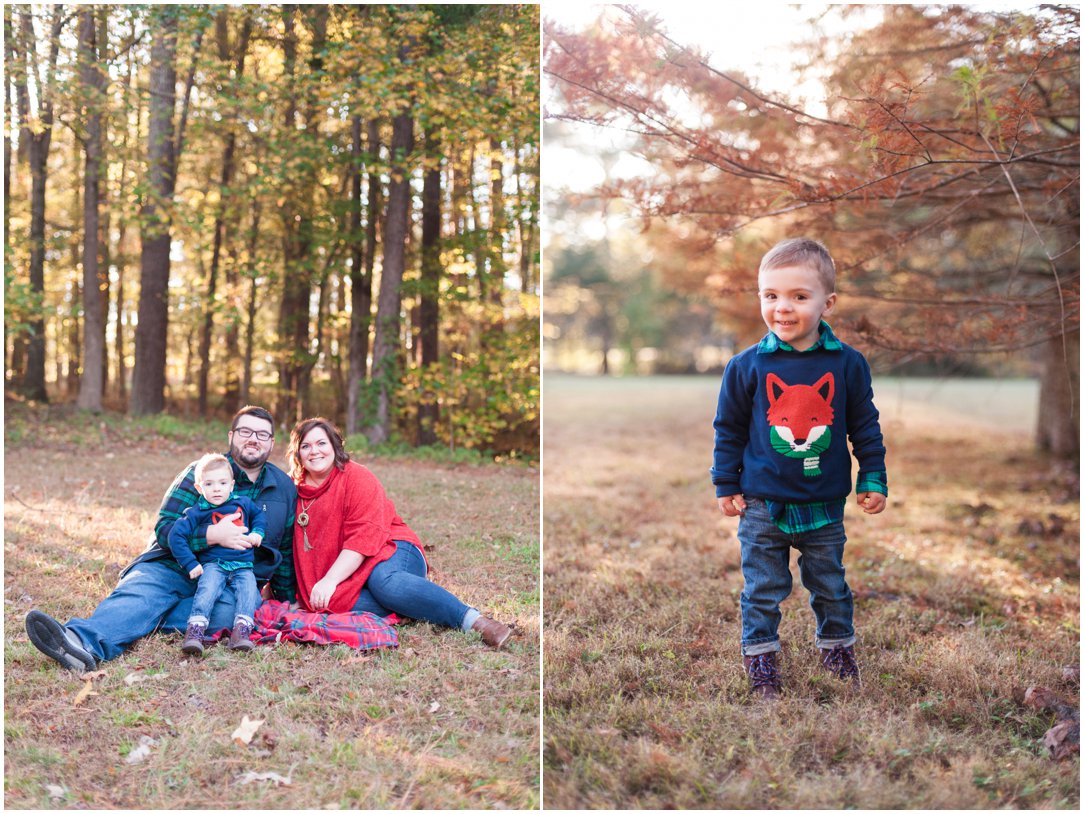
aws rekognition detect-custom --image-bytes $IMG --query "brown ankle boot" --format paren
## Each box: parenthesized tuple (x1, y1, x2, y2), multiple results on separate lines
(743, 651, 782, 700)
(471, 616, 512, 648)
(819, 644, 860, 687)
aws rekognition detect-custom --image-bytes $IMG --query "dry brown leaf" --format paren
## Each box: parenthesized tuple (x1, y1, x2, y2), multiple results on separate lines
(82, 670, 107, 681)
(1043, 720, 1080, 761)
(232, 715, 265, 746)
(123, 672, 147, 686)
(72, 681, 98, 706)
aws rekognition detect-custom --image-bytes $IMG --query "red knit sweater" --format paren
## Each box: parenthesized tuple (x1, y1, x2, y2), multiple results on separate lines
(293, 460, 423, 614)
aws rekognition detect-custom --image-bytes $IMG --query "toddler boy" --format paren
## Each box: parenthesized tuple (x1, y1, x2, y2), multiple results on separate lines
(711, 237, 887, 699)
(168, 453, 267, 655)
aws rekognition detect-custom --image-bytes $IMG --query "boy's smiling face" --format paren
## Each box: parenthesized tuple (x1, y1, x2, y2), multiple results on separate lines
(758, 264, 837, 351)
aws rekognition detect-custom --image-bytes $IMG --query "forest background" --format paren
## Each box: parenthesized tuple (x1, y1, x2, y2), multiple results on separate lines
(5, 3, 540, 457)
(544, 3, 1078, 459)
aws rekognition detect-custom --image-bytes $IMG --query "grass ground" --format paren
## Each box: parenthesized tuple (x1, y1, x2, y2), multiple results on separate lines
(3, 403, 539, 809)
(542, 374, 1079, 809)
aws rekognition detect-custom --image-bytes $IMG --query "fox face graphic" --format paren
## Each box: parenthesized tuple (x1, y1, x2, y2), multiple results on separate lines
(765, 372, 835, 476)
(212, 508, 246, 527)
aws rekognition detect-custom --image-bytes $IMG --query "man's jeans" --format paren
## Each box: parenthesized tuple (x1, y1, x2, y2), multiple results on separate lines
(351, 541, 476, 631)
(66, 559, 243, 662)
(737, 498, 856, 656)
(188, 563, 259, 627)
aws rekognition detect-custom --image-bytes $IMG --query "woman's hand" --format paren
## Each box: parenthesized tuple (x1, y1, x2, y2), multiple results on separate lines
(206, 511, 252, 549)
(309, 577, 340, 610)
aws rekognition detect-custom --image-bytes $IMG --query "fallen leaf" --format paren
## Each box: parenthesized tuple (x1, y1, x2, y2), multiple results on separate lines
(1043, 720, 1080, 761)
(82, 670, 107, 681)
(124, 735, 157, 765)
(238, 770, 291, 786)
(428, 701, 441, 714)
(232, 715, 265, 746)
(44, 784, 66, 800)
(73, 682, 98, 706)
(124, 672, 147, 686)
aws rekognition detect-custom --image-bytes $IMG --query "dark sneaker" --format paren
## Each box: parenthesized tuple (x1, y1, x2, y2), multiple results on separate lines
(743, 651, 782, 700)
(24, 610, 98, 675)
(228, 619, 255, 652)
(820, 643, 860, 686)
(181, 622, 207, 656)
(471, 616, 513, 649)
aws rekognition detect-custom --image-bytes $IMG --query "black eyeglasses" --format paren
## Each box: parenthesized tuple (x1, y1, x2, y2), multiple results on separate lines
(233, 426, 273, 441)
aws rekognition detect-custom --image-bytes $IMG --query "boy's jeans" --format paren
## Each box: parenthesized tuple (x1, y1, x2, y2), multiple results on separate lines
(66, 559, 243, 662)
(188, 563, 260, 626)
(351, 541, 477, 631)
(737, 498, 856, 656)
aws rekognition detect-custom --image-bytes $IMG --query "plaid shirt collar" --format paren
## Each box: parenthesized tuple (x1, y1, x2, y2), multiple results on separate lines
(758, 321, 842, 354)
(228, 454, 265, 493)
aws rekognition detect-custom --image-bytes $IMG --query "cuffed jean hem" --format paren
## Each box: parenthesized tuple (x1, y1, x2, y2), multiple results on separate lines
(187, 615, 210, 626)
(460, 607, 481, 632)
(741, 639, 782, 657)
(816, 634, 857, 649)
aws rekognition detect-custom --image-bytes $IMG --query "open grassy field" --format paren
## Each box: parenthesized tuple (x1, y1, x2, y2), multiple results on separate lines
(4, 404, 539, 809)
(543, 374, 1078, 809)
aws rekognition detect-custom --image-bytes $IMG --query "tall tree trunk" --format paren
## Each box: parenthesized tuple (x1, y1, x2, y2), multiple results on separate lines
(1037, 327, 1080, 458)
(240, 200, 261, 407)
(346, 114, 369, 435)
(275, 4, 326, 425)
(368, 108, 415, 444)
(16, 7, 64, 402)
(130, 8, 179, 415)
(77, 8, 105, 411)
(417, 127, 442, 445)
(198, 10, 251, 416)
(130, 8, 203, 415)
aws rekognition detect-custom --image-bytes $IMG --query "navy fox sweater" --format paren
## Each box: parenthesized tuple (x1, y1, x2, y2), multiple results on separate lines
(711, 333, 886, 503)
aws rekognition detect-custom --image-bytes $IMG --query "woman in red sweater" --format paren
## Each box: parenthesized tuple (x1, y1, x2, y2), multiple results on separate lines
(287, 417, 512, 648)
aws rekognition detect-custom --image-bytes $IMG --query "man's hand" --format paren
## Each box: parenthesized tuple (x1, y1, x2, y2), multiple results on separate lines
(206, 511, 252, 549)
(857, 492, 887, 514)
(717, 494, 747, 517)
(309, 577, 339, 610)
(188, 564, 204, 580)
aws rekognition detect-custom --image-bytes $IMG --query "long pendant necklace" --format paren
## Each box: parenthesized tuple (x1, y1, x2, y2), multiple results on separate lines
(297, 495, 319, 551)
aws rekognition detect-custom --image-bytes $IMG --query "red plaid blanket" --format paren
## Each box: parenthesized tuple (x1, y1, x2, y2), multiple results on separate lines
(207, 600, 398, 650)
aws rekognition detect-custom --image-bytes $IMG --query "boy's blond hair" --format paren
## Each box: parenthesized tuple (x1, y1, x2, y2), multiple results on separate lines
(759, 237, 836, 294)
(194, 453, 232, 483)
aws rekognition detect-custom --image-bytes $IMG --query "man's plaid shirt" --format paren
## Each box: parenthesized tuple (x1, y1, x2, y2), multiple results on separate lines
(151, 456, 297, 601)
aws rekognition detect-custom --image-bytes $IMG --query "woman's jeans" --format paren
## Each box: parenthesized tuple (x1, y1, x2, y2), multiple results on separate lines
(351, 541, 476, 631)
(188, 563, 259, 626)
(737, 498, 855, 656)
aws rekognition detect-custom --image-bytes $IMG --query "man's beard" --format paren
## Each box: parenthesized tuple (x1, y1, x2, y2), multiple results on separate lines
(230, 438, 271, 469)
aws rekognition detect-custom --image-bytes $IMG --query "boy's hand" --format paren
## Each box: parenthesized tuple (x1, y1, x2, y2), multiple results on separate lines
(188, 564, 204, 580)
(718, 494, 747, 517)
(242, 532, 263, 547)
(857, 492, 887, 514)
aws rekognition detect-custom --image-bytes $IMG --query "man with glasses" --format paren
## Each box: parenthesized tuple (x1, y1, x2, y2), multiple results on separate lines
(25, 406, 298, 673)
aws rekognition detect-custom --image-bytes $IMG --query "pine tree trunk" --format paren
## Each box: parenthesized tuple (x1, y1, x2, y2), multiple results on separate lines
(346, 115, 377, 435)
(76, 9, 105, 412)
(417, 127, 442, 445)
(368, 109, 414, 444)
(130, 8, 178, 415)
